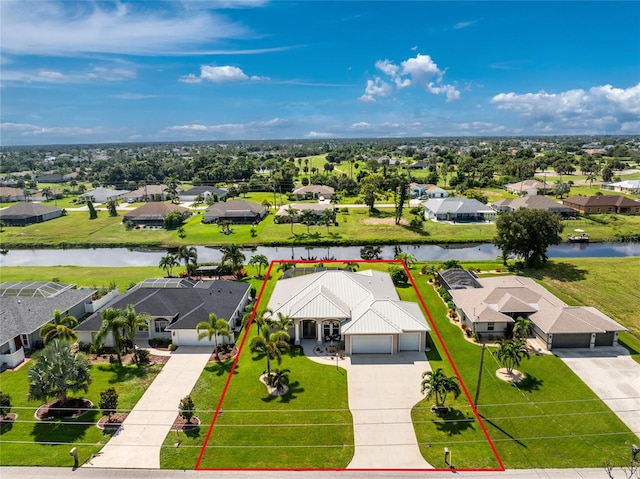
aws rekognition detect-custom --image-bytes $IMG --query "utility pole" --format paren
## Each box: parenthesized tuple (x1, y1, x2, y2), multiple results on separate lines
(474, 344, 486, 408)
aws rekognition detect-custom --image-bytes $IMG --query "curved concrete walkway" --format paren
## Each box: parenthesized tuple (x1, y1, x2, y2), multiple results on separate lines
(305, 343, 433, 469)
(85, 345, 214, 469)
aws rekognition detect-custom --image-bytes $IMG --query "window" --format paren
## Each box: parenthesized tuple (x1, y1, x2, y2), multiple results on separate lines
(487, 322, 495, 331)
(154, 319, 169, 333)
(596, 208, 601, 213)
(608, 207, 613, 213)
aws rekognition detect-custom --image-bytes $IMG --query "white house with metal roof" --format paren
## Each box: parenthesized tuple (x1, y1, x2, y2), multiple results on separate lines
(422, 197, 496, 223)
(267, 269, 430, 354)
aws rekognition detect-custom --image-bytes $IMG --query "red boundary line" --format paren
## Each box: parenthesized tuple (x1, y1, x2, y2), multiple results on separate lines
(195, 259, 504, 472)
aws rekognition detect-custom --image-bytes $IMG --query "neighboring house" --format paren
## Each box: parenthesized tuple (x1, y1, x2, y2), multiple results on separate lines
(0, 202, 64, 226)
(36, 173, 70, 183)
(0, 282, 95, 368)
(74, 279, 250, 347)
(448, 275, 626, 349)
(408, 160, 429, 170)
(274, 203, 337, 223)
(422, 197, 496, 222)
(292, 184, 335, 200)
(178, 186, 228, 204)
(562, 195, 640, 215)
(0, 187, 28, 202)
(123, 202, 190, 227)
(202, 199, 267, 224)
(505, 179, 553, 196)
(409, 183, 448, 199)
(438, 268, 483, 291)
(122, 184, 168, 202)
(491, 195, 576, 217)
(267, 269, 430, 355)
(80, 187, 130, 203)
(601, 180, 640, 194)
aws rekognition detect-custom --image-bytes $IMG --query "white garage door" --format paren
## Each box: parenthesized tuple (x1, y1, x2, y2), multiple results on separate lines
(351, 335, 392, 354)
(399, 333, 420, 351)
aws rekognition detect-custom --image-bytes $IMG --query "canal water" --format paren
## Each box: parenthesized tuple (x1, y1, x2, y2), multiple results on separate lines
(1, 242, 639, 267)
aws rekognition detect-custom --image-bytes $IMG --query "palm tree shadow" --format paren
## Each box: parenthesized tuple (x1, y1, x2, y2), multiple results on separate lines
(514, 373, 543, 392)
(205, 360, 239, 377)
(479, 414, 528, 448)
(32, 409, 97, 443)
(260, 380, 303, 404)
(434, 408, 476, 436)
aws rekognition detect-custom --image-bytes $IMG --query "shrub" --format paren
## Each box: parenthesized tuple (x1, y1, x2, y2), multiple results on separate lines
(99, 387, 118, 417)
(390, 266, 409, 285)
(179, 395, 195, 424)
(0, 391, 12, 418)
(168, 343, 177, 351)
(447, 301, 455, 309)
(136, 349, 150, 364)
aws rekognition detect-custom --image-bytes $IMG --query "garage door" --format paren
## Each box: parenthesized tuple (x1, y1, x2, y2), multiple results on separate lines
(595, 332, 614, 347)
(552, 333, 591, 349)
(399, 333, 420, 351)
(351, 335, 392, 354)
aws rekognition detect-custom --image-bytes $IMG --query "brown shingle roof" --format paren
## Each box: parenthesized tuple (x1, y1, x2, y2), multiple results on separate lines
(563, 195, 639, 208)
(123, 202, 188, 220)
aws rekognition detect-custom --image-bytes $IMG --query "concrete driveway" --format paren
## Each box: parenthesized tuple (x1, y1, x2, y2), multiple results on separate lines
(307, 348, 432, 469)
(555, 347, 640, 436)
(85, 346, 214, 469)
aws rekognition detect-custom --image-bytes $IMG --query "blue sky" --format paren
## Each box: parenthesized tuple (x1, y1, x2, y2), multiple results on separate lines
(1, 0, 639, 145)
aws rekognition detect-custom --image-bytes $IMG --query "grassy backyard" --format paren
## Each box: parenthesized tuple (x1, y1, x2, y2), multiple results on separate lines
(0, 358, 163, 466)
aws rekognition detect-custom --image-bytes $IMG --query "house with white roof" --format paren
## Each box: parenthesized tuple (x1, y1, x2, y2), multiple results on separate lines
(80, 187, 130, 203)
(601, 180, 640, 194)
(422, 197, 496, 222)
(267, 269, 430, 355)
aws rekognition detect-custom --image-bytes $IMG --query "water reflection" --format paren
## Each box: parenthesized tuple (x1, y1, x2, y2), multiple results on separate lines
(1, 242, 639, 267)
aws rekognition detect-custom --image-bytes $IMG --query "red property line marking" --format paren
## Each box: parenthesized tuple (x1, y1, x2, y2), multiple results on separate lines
(196, 259, 504, 472)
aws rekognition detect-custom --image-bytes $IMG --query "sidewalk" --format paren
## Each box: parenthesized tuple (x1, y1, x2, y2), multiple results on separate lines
(84, 346, 214, 469)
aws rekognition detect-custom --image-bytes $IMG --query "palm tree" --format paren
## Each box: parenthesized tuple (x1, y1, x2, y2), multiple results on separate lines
(40, 309, 78, 344)
(28, 339, 91, 406)
(41, 187, 54, 201)
(249, 254, 269, 278)
(275, 312, 293, 333)
(586, 173, 598, 188)
(300, 209, 316, 234)
(286, 206, 297, 234)
(177, 245, 198, 275)
(513, 316, 534, 339)
(249, 324, 290, 375)
(320, 208, 336, 234)
(94, 308, 127, 364)
(395, 252, 417, 269)
(265, 368, 291, 394)
(495, 338, 530, 374)
(121, 305, 150, 364)
(420, 368, 461, 410)
(261, 199, 272, 211)
(421, 264, 439, 282)
(159, 254, 180, 277)
(343, 261, 360, 272)
(220, 243, 245, 272)
(196, 313, 232, 357)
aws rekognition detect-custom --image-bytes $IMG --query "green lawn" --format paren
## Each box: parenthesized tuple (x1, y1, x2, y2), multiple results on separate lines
(408, 273, 638, 469)
(0, 358, 163, 466)
(161, 332, 353, 469)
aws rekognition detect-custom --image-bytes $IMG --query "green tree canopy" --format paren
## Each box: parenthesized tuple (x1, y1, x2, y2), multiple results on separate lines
(493, 209, 563, 268)
(28, 339, 91, 405)
(359, 174, 382, 214)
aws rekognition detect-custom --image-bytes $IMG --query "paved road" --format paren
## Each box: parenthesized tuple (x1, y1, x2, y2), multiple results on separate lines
(1, 466, 636, 479)
(555, 346, 640, 436)
(84, 346, 214, 469)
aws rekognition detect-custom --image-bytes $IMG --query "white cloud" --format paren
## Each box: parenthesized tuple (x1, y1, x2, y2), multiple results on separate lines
(2, 66, 136, 84)
(180, 65, 268, 83)
(454, 21, 476, 30)
(0, 1, 252, 56)
(358, 78, 393, 103)
(305, 131, 335, 138)
(491, 83, 640, 133)
(1, 122, 95, 137)
(162, 118, 289, 138)
(360, 53, 460, 102)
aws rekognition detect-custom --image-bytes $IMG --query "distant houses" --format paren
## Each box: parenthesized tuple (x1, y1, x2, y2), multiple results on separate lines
(422, 197, 496, 222)
(601, 180, 640, 195)
(80, 187, 129, 203)
(0, 202, 64, 226)
(274, 203, 337, 223)
(562, 195, 640, 215)
(202, 199, 267, 224)
(178, 186, 228, 204)
(292, 184, 335, 200)
(491, 195, 575, 217)
(409, 183, 448, 199)
(505, 179, 553, 196)
(123, 202, 190, 227)
(122, 184, 169, 202)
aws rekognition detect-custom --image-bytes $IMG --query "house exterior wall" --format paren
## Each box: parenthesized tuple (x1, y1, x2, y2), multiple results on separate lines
(170, 330, 235, 347)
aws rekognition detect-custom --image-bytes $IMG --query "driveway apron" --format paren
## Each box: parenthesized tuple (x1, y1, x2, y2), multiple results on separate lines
(304, 349, 433, 469)
(555, 347, 640, 436)
(85, 346, 214, 469)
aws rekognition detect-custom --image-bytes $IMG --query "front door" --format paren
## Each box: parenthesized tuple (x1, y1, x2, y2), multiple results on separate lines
(302, 320, 316, 339)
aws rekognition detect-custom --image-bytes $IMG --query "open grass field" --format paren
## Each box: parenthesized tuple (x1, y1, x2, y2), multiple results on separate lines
(0, 358, 163, 466)
(408, 277, 638, 469)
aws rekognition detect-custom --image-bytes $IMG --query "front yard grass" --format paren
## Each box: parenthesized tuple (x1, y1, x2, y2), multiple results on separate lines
(407, 275, 638, 469)
(160, 332, 353, 469)
(0, 359, 163, 466)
